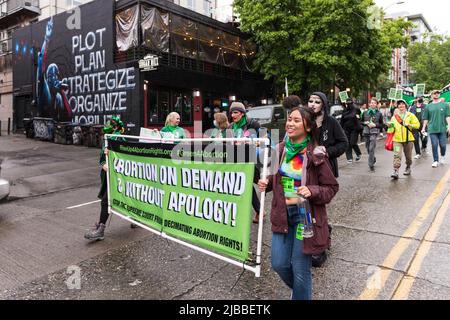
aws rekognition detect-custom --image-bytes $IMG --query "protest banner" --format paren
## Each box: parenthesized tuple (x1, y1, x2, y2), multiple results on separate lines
(106, 136, 270, 276)
(416, 84, 426, 97)
(388, 88, 397, 100)
(395, 89, 403, 101)
(339, 91, 349, 102)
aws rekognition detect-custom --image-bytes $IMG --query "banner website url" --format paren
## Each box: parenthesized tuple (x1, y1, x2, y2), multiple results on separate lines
(119, 145, 228, 159)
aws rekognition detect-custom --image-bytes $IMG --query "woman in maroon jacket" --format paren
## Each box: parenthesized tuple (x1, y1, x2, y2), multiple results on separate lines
(258, 106, 339, 300)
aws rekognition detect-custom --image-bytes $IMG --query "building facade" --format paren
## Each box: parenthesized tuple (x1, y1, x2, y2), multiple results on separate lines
(0, 0, 91, 133)
(388, 13, 432, 87)
(12, 0, 272, 136)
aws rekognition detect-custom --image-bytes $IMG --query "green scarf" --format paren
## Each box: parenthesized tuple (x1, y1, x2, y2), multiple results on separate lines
(285, 134, 311, 163)
(232, 116, 247, 131)
(162, 125, 178, 133)
(368, 108, 377, 117)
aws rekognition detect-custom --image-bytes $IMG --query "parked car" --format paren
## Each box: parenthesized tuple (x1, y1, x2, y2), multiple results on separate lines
(246, 104, 287, 143)
(329, 104, 344, 120)
(0, 178, 9, 201)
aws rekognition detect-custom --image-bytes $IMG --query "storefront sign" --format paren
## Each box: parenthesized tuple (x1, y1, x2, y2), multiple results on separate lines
(139, 54, 159, 71)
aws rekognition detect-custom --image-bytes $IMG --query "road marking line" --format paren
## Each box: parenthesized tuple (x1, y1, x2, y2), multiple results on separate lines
(358, 168, 450, 300)
(391, 188, 450, 300)
(67, 200, 100, 209)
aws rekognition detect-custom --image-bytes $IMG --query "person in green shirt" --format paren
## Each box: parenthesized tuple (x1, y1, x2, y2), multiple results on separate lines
(422, 89, 450, 168)
(161, 112, 186, 142)
(85, 116, 128, 241)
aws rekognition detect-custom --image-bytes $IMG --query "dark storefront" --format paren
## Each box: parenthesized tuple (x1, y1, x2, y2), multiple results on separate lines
(12, 0, 272, 136)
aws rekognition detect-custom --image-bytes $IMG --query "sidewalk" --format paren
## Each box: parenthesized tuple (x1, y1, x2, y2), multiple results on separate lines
(0, 134, 100, 200)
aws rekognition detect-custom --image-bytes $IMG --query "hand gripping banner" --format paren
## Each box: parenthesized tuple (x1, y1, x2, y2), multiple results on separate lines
(106, 135, 270, 277)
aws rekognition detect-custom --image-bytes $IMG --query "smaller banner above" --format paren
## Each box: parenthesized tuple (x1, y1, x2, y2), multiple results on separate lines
(388, 88, 397, 100)
(339, 91, 349, 102)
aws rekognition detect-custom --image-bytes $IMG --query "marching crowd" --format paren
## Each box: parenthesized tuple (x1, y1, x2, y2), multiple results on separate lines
(84, 89, 450, 300)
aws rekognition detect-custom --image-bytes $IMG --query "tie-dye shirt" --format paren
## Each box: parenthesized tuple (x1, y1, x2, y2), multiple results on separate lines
(279, 151, 305, 198)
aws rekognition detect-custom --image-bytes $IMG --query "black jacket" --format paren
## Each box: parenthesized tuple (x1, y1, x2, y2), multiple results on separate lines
(341, 104, 362, 133)
(312, 92, 348, 177)
(318, 115, 348, 177)
(361, 109, 384, 135)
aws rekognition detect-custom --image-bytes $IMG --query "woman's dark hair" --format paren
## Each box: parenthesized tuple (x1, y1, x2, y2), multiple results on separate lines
(289, 106, 319, 147)
(282, 95, 302, 110)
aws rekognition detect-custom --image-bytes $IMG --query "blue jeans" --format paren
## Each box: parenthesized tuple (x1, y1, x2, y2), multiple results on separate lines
(429, 132, 447, 162)
(271, 205, 312, 300)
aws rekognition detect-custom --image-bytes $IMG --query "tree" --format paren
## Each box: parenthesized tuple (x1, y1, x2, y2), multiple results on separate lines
(408, 35, 450, 91)
(234, 0, 411, 100)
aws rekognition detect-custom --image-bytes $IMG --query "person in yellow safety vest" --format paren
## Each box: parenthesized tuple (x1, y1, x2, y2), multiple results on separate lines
(387, 99, 420, 179)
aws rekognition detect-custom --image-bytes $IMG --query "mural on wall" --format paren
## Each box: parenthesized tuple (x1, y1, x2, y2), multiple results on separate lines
(13, 0, 138, 126)
(36, 17, 72, 121)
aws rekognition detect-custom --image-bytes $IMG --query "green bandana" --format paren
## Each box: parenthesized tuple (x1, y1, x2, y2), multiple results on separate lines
(285, 134, 311, 163)
(162, 125, 178, 133)
(368, 108, 376, 117)
(233, 116, 247, 131)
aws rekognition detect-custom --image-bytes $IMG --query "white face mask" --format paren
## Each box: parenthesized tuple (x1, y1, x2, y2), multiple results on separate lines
(213, 120, 218, 128)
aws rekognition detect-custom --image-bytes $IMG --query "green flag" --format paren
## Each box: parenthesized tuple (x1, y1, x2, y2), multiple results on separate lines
(441, 83, 450, 103)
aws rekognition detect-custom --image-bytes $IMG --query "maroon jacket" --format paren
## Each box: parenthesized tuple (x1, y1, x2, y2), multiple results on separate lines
(266, 142, 339, 255)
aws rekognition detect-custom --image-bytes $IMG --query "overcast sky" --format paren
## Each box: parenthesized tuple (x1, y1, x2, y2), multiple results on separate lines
(375, 0, 450, 35)
(217, 0, 449, 35)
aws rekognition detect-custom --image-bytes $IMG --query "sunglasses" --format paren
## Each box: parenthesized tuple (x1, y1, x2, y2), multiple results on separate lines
(309, 100, 322, 105)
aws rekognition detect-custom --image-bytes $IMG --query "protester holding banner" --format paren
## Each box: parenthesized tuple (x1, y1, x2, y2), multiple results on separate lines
(408, 97, 428, 158)
(85, 116, 126, 241)
(228, 101, 263, 224)
(306, 92, 347, 267)
(422, 89, 450, 168)
(210, 112, 231, 139)
(361, 98, 384, 172)
(258, 106, 339, 300)
(340, 98, 362, 163)
(161, 112, 186, 141)
(387, 100, 420, 179)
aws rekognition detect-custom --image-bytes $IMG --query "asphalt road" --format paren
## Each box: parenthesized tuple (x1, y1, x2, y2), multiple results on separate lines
(1, 134, 450, 300)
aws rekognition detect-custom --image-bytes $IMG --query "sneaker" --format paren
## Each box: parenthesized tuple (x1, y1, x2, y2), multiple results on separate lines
(355, 155, 361, 162)
(440, 156, 445, 164)
(84, 223, 106, 241)
(311, 251, 327, 268)
(390, 170, 399, 179)
(403, 167, 411, 175)
(414, 154, 421, 159)
(347, 159, 353, 164)
(432, 161, 439, 168)
(369, 166, 375, 172)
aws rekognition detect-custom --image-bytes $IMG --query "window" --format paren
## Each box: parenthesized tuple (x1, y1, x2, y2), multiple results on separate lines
(0, 1, 7, 14)
(187, 0, 195, 10)
(203, 0, 211, 16)
(172, 91, 193, 123)
(147, 87, 193, 125)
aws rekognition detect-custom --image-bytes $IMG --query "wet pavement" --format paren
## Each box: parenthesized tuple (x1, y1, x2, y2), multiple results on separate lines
(1, 134, 450, 300)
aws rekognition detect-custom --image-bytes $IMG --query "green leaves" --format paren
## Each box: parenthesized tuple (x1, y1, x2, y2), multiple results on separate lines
(408, 35, 450, 90)
(234, 0, 411, 98)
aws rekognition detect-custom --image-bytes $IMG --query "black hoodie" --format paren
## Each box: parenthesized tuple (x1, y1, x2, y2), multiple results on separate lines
(311, 92, 349, 177)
